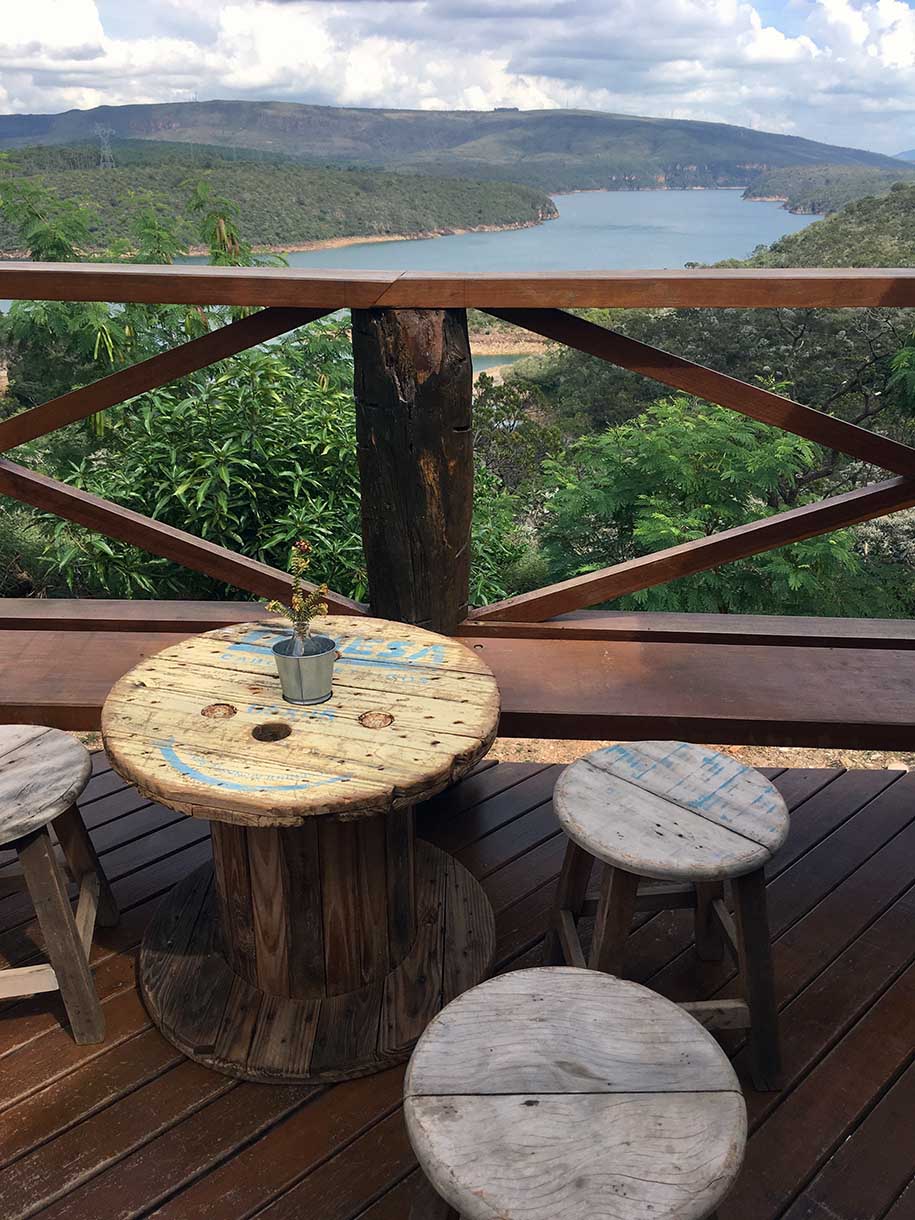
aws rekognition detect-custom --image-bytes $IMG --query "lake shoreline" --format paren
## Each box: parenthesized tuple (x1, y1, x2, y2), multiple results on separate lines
(187, 212, 558, 257)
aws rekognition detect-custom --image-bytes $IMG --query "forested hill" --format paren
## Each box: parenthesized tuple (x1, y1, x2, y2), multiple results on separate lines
(743, 163, 915, 215)
(720, 181, 915, 267)
(0, 146, 557, 252)
(0, 100, 903, 193)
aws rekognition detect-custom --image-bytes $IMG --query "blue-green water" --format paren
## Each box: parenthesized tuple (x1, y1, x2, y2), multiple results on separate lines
(273, 189, 816, 273)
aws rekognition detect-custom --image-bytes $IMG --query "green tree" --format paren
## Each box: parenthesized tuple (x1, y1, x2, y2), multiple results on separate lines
(539, 396, 901, 615)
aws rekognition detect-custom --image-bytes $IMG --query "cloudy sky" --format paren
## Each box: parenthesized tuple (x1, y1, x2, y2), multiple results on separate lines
(0, 0, 913, 153)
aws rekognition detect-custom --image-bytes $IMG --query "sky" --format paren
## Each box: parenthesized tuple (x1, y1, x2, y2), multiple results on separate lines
(0, 0, 913, 154)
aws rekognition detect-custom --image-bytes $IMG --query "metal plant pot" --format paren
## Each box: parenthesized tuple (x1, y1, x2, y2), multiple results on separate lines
(272, 634, 336, 705)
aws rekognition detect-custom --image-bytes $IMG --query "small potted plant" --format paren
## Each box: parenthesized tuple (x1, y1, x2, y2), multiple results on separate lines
(267, 541, 336, 704)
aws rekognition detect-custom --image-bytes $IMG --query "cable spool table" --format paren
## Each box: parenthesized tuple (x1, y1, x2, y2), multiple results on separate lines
(101, 617, 500, 1083)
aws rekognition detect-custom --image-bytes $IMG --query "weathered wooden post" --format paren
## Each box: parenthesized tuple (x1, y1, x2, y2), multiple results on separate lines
(351, 308, 473, 633)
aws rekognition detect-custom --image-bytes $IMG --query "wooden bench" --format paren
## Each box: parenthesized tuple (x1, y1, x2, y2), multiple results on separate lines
(404, 967, 747, 1220)
(2, 602, 915, 748)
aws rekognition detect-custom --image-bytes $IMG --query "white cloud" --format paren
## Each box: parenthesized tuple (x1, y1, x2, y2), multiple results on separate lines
(0, 0, 912, 151)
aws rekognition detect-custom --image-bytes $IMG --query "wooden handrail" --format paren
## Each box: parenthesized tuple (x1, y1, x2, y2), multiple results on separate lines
(3, 263, 915, 308)
(3, 263, 915, 624)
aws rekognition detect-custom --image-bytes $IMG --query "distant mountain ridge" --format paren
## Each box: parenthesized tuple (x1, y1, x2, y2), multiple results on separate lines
(0, 100, 903, 193)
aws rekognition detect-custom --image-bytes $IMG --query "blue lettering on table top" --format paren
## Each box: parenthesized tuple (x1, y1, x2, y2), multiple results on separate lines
(218, 628, 449, 686)
(594, 743, 784, 832)
(156, 739, 352, 794)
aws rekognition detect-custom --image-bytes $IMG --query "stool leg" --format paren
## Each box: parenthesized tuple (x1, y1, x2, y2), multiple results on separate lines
(17, 827, 105, 1045)
(589, 866, 640, 976)
(732, 868, 780, 1091)
(53, 803, 119, 927)
(543, 839, 594, 966)
(694, 881, 725, 962)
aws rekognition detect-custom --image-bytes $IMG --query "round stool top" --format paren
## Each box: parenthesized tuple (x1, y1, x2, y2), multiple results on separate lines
(101, 616, 499, 827)
(405, 966, 746, 1220)
(0, 725, 91, 846)
(554, 741, 789, 881)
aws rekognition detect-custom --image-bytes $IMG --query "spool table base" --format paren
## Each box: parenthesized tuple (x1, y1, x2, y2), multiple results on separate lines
(138, 840, 495, 1083)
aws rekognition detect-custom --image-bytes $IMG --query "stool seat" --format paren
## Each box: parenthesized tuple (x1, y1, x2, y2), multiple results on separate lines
(405, 967, 746, 1220)
(554, 741, 789, 881)
(0, 726, 92, 845)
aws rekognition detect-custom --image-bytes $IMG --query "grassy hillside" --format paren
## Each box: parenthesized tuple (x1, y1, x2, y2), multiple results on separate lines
(720, 181, 915, 267)
(743, 163, 915, 214)
(0, 147, 557, 252)
(0, 101, 903, 193)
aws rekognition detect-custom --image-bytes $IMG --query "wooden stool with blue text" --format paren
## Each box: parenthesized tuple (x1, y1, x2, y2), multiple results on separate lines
(546, 741, 788, 1090)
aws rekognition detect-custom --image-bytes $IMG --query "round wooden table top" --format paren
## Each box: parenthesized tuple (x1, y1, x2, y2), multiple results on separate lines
(0, 725, 91, 845)
(101, 616, 500, 827)
(405, 967, 746, 1220)
(554, 740, 790, 881)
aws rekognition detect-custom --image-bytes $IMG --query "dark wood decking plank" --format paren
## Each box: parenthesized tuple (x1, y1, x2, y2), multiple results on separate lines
(34, 1082, 317, 1220)
(0, 839, 211, 1057)
(780, 1057, 915, 1220)
(884, 1179, 915, 1219)
(719, 961, 915, 1219)
(248, 1108, 416, 1220)
(0, 762, 909, 1220)
(0, 1063, 234, 1220)
(418, 764, 561, 853)
(621, 770, 906, 992)
(145, 1068, 404, 1220)
(0, 1028, 181, 1169)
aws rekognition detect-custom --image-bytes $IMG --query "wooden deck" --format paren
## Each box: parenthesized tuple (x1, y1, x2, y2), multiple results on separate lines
(0, 756, 913, 1220)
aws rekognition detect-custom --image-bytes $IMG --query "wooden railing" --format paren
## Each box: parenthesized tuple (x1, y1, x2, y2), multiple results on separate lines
(2, 262, 915, 639)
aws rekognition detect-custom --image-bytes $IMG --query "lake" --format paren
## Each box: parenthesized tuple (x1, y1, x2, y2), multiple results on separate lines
(276, 189, 816, 274)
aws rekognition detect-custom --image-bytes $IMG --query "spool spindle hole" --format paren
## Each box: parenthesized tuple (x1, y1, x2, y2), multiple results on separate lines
(252, 722, 292, 742)
(201, 703, 237, 719)
(359, 711, 394, 729)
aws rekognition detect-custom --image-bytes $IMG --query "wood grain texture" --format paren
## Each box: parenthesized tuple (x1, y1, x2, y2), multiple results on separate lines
(14, 627, 915, 749)
(405, 967, 745, 1220)
(102, 617, 499, 825)
(17, 827, 105, 1044)
(405, 967, 740, 1097)
(471, 477, 915, 622)
(553, 742, 788, 881)
(0, 308, 328, 453)
(0, 726, 91, 844)
(455, 609, 915, 647)
(406, 1092, 746, 1220)
(486, 308, 915, 477)
(140, 842, 494, 1083)
(15, 602, 915, 651)
(4, 261, 915, 309)
(352, 308, 473, 634)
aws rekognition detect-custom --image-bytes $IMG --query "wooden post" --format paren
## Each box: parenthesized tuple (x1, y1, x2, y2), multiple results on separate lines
(352, 308, 473, 633)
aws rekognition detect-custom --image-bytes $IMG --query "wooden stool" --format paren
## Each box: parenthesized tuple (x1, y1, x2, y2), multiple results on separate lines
(404, 966, 746, 1220)
(545, 741, 788, 1090)
(0, 726, 118, 1044)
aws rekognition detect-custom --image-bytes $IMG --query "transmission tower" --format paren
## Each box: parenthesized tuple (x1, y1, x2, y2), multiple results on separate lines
(95, 125, 116, 170)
